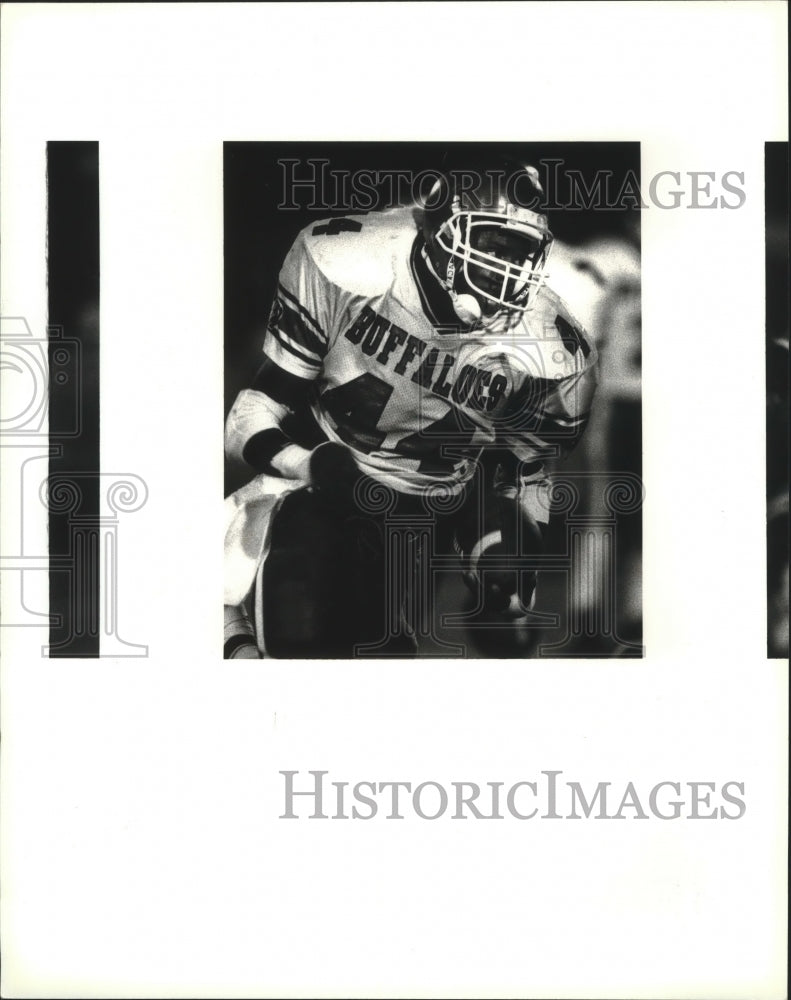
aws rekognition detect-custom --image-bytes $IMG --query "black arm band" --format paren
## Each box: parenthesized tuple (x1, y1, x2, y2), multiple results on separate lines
(242, 428, 291, 474)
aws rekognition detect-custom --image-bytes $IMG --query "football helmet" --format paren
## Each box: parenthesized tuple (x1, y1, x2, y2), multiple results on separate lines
(422, 158, 553, 332)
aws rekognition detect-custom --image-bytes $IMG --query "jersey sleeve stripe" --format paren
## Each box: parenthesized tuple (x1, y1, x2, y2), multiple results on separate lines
(266, 326, 322, 367)
(277, 298, 327, 357)
(277, 282, 328, 344)
(271, 321, 323, 364)
(263, 339, 321, 380)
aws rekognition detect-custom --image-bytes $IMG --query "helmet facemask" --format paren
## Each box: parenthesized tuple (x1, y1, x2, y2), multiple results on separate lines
(422, 165, 553, 334)
(435, 200, 552, 332)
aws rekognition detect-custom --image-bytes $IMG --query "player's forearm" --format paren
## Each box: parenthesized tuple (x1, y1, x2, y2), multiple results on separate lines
(225, 387, 313, 480)
(224, 388, 297, 473)
(225, 388, 285, 460)
(226, 353, 322, 477)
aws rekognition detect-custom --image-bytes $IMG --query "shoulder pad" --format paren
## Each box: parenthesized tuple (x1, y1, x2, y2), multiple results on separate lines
(298, 207, 418, 297)
(518, 285, 597, 378)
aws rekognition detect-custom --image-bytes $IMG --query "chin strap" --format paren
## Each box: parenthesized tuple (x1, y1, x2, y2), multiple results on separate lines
(421, 245, 483, 326)
(449, 290, 482, 325)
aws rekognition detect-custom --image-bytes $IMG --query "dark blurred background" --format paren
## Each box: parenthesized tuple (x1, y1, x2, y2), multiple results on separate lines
(47, 141, 100, 657)
(765, 141, 789, 659)
(224, 142, 642, 657)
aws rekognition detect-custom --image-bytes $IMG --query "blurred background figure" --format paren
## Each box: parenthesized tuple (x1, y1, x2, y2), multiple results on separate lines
(547, 229, 642, 655)
(437, 224, 643, 658)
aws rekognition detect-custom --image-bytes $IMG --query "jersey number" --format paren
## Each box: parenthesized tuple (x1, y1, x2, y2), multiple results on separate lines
(322, 372, 478, 469)
(312, 218, 363, 237)
(322, 373, 392, 452)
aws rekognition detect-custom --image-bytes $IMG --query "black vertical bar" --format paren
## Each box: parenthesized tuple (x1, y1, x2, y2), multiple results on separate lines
(47, 141, 100, 657)
(765, 141, 789, 659)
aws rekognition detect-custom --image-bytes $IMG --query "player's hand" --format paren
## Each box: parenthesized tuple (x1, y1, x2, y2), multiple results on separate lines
(462, 532, 537, 619)
(459, 493, 544, 619)
(308, 441, 364, 511)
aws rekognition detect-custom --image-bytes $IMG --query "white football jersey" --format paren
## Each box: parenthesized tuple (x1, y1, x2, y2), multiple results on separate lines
(262, 207, 597, 495)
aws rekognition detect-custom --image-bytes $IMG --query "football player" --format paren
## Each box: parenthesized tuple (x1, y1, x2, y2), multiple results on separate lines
(224, 158, 597, 658)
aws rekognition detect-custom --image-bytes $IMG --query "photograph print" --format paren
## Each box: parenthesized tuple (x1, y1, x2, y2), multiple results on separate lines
(223, 142, 643, 659)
